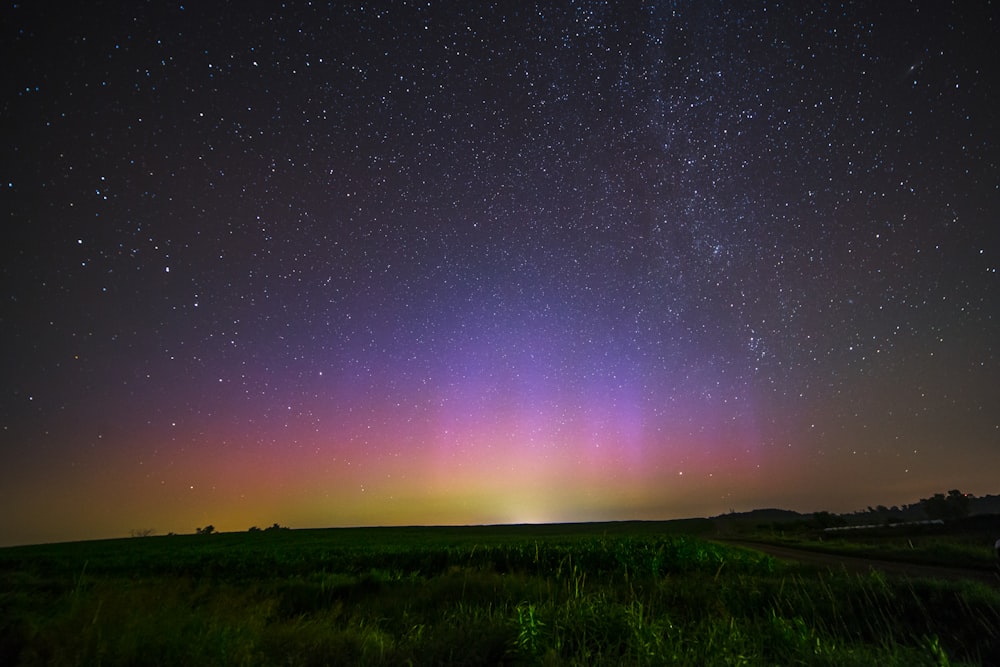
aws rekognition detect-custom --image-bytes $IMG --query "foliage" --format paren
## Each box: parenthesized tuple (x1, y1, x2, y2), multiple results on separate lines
(811, 511, 847, 529)
(0, 523, 997, 665)
(920, 490, 972, 521)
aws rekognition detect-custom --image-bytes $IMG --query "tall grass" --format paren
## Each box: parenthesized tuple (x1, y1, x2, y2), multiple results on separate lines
(1, 529, 997, 665)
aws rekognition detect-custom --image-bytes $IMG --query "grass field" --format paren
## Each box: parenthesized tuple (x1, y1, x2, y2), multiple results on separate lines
(2, 520, 998, 665)
(742, 514, 1000, 571)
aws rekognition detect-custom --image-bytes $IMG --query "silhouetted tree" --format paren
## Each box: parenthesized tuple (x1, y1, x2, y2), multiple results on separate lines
(195, 525, 216, 535)
(946, 489, 971, 518)
(812, 511, 846, 529)
(922, 493, 948, 519)
(129, 528, 156, 538)
(920, 490, 970, 520)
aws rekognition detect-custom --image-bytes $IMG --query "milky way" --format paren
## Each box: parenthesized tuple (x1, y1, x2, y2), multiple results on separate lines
(2, 2, 997, 545)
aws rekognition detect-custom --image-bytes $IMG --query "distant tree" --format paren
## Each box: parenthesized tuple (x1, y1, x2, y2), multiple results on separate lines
(946, 489, 971, 518)
(921, 493, 949, 520)
(129, 528, 156, 538)
(812, 511, 846, 529)
(264, 522, 289, 532)
(248, 526, 261, 532)
(195, 525, 216, 535)
(920, 490, 970, 520)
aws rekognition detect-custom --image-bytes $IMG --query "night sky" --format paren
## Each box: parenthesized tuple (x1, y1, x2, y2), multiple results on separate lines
(3, 2, 998, 547)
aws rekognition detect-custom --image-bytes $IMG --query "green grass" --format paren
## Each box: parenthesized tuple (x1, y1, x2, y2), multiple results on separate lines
(739, 513, 1000, 571)
(1, 522, 998, 665)
(751, 531, 995, 570)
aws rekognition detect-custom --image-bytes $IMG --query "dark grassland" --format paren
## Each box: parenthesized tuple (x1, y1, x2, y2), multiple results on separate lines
(733, 513, 1000, 572)
(2, 520, 998, 665)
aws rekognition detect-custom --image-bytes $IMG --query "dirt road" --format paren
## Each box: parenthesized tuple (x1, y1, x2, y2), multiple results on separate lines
(725, 540, 1000, 587)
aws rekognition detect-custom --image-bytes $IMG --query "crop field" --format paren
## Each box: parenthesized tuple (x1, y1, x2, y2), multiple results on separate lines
(2, 521, 998, 665)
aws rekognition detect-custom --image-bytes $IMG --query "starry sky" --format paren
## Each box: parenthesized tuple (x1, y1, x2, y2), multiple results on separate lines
(2, 1, 998, 547)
